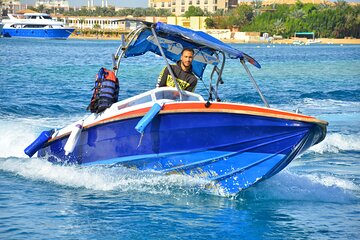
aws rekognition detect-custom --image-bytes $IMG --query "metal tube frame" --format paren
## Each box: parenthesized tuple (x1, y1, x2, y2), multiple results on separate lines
(208, 51, 225, 102)
(214, 51, 225, 101)
(240, 58, 270, 108)
(112, 23, 184, 101)
(112, 22, 269, 108)
(150, 27, 184, 101)
(113, 26, 147, 76)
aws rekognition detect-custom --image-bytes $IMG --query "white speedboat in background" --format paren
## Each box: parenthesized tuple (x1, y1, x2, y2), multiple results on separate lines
(1, 12, 74, 39)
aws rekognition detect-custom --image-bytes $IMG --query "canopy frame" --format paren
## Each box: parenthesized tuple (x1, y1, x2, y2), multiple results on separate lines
(112, 20, 270, 108)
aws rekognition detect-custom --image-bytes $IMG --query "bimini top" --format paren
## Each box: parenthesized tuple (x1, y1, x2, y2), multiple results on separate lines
(124, 21, 261, 79)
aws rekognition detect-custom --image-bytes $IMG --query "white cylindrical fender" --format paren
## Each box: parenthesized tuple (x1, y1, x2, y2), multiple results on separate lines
(64, 121, 84, 156)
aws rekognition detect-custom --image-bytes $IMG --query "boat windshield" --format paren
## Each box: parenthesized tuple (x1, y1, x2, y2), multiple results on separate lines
(115, 88, 204, 111)
(154, 89, 203, 102)
(25, 15, 52, 20)
(23, 25, 47, 28)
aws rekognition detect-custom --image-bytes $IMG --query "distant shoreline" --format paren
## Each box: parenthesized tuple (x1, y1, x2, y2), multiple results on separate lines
(271, 38, 360, 45)
(69, 35, 360, 44)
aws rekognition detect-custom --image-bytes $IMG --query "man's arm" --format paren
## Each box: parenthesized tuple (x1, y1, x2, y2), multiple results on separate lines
(185, 75, 198, 92)
(156, 67, 169, 87)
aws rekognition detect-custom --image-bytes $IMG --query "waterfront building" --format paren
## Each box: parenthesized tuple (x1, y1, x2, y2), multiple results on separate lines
(60, 15, 262, 42)
(84, 0, 109, 9)
(35, 0, 70, 11)
(1, 0, 27, 15)
(148, 0, 238, 16)
(239, 0, 330, 5)
(63, 16, 208, 31)
(65, 16, 127, 30)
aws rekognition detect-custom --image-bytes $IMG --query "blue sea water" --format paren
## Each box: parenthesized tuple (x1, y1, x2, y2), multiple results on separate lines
(0, 38, 359, 239)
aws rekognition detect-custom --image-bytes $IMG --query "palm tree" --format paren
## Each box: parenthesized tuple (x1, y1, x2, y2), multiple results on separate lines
(78, 18, 85, 29)
(93, 23, 101, 38)
(290, 9, 305, 19)
(273, 19, 286, 36)
(37, 4, 45, 13)
(252, 0, 262, 17)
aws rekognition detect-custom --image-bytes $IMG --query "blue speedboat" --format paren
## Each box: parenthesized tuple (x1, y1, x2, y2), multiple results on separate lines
(25, 20, 327, 196)
(2, 13, 74, 39)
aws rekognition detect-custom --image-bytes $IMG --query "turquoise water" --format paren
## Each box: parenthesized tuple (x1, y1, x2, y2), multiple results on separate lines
(0, 38, 359, 239)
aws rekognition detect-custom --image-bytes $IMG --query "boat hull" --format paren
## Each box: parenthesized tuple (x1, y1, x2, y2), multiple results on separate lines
(38, 105, 326, 195)
(2, 28, 74, 39)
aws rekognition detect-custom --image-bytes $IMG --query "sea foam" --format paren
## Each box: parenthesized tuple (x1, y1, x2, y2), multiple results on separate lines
(310, 133, 360, 154)
(239, 170, 358, 203)
(274, 98, 360, 119)
(0, 157, 208, 196)
(1, 157, 357, 201)
(0, 116, 82, 158)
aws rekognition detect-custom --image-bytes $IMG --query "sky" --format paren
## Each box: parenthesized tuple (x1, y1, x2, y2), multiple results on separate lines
(22, 0, 148, 8)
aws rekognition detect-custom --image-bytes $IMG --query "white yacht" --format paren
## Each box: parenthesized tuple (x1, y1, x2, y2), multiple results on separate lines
(1, 12, 74, 39)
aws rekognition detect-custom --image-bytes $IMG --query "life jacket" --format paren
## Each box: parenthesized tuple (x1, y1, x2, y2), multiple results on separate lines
(87, 67, 119, 113)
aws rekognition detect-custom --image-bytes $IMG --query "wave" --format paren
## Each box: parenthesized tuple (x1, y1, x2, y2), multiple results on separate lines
(0, 157, 208, 196)
(310, 133, 360, 154)
(1, 157, 358, 202)
(285, 98, 360, 116)
(300, 98, 360, 109)
(0, 117, 82, 158)
(300, 89, 360, 102)
(238, 170, 358, 203)
(256, 98, 360, 121)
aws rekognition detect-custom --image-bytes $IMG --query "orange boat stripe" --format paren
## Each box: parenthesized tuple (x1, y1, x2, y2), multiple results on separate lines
(49, 102, 327, 142)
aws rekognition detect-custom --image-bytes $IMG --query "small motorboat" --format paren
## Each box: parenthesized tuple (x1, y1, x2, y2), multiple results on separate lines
(292, 40, 305, 46)
(25, 20, 328, 196)
(305, 39, 322, 45)
(1, 12, 74, 39)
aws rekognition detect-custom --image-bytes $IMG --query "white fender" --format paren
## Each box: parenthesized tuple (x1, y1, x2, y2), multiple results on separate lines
(64, 120, 84, 156)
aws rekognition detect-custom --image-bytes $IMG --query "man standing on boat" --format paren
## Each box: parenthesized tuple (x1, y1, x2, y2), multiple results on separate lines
(156, 48, 198, 92)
